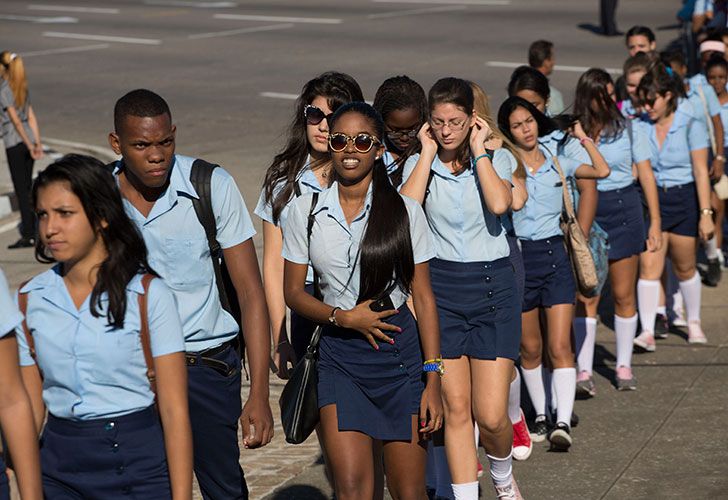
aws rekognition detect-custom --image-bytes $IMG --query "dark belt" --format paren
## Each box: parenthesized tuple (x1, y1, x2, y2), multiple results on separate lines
(185, 337, 239, 376)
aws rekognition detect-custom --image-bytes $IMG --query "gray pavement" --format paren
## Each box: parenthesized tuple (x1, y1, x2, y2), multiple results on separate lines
(2, 1, 726, 499)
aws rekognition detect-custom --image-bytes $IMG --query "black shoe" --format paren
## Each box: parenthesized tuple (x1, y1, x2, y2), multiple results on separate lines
(703, 258, 721, 287)
(529, 414, 551, 443)
(655, 314, 669, 339)
(7, 236, 35, 249)
(548, 422, 572, 451)
(550, 409, 579, 428)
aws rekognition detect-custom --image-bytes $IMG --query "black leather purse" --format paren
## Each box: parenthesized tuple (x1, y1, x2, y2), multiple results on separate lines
(279, 325, 322, 444)
(279, 193, 323, 444)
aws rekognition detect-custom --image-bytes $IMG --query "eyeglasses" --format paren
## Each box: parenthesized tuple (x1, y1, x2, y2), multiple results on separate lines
(328, 133, 381, 153)
(304, 105, 334, 126)
(385, 128, 418, 141)
(429, 118, 468, 131)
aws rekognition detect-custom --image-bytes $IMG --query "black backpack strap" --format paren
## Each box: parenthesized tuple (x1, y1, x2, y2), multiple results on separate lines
(105, 160, 119, 173)
(422, 170, 435, 211)
(293, 180, 302, 197)
(307, 193, 322, 300)
(189, 159, 232, 314)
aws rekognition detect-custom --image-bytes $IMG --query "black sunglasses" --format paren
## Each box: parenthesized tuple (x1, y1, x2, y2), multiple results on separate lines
(328, 133, 381, 153)
(304, 105, 334, 126)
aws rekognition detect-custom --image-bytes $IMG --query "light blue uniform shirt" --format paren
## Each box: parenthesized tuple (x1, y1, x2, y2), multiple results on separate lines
(720, 100, 728, 147)
(597, 122, 651, 192)
(694, 0, 714, 15)
(282, 181, 435, 310)
(16, 268, 185, 420)
(0, 268, 22, 338)
(254, 160, 324, 286)
(401, 150, 513, 262)
(114, 154, 256, 352)
(513, 147, 581, 241)
(539, 130, 591, 166)
(642, 100, 710, 188)
(686, 75, 721, 133)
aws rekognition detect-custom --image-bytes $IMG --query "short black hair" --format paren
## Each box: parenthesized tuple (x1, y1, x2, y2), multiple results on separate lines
(625, 25, 655, 44)
(706, 53, 728, 74)
(528, 40, 554, 69)
(507, 65, 551, 101)
(660, 49, 686, 69)
(114, 89, 171, 132)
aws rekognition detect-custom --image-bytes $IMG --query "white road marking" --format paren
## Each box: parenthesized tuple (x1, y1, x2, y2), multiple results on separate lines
(22, 44, 110, 57)
(486, 61, 621, 74)
(373, 0, 509, 5)
(0, 14, 78, 23)
(189, 23, 293, 39)
(0, 217, 20, 235)
(28, 5, 120, 14)
(260, 92, 298, 100)
(367, 5, 466, 19)
(43, 32, 162, 45)
(214, 13, 342, 24)
(144, 0, 237, 7)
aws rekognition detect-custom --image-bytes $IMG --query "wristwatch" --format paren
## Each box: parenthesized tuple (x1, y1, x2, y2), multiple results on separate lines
(700, 208, 715, 216)
(328, 307, 341, 327)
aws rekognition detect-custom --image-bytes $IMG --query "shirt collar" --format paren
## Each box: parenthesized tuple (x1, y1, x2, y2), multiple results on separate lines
(20, 266, 146, 297)
(318, 180, 373, 228)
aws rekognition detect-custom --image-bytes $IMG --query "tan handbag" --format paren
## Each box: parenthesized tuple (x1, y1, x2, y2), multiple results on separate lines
(552, 157, 599, 296)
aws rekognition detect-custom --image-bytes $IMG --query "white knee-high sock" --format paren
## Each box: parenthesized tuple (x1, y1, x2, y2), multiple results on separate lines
(705, 236, 719, 259)
(553, 367, 576, 426)
(614, 314, 638, 368)
(679, 272, 702, 323)
(474, 422, 479, 449)
(521, 365, 546, 416)
(575, 317, 597, 374)
(508, 370, 522, 424)
(637, 279, 660, 333)
(486, 452, 513, 487)
(672, 288, 684, 316)
(451, 482, 478, 500)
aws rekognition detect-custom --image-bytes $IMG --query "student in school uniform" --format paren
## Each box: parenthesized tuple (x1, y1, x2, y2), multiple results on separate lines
(255, 72, 363, 378)
(401, 78, 522, 500)
(107, 90, 273, 500)
(615, 26, 657, 100)
(572, 69, 662, 394)
(0, 267, 42, 500)
(471, 81, 533, 463)
(634, 65, 715, 351)
(620, 52, 656, 121)
(0, 51, 43, 249)
(372, 75, 427, 183)
(16, 155, 192, 499)
(528, 40, 565, 115)
(498, 96, 610, 451)
(282, 102, 443, 500)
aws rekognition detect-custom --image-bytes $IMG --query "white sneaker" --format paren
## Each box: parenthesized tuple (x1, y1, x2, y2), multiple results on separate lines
(494, 477, 524, 499)
(687, 321, 707, 344)
(672, 307, 687, 327)
(633, 331, 656, 352)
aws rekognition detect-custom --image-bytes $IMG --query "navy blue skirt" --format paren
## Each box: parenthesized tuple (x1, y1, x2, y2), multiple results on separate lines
(521, 236, 576, 311)
(659, 182, 698, 237)
(0, 456, 7, 500)
(507, 235, 525, 304)
(430, 257, 521, 361)
(595, 185, 646, 260)
(41, 406, 171, 499)
(318, 306, 424, 441)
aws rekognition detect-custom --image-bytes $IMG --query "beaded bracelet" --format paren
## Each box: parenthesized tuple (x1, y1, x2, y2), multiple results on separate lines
(423, 357, 444, 375)
(473, 152, 493, 165)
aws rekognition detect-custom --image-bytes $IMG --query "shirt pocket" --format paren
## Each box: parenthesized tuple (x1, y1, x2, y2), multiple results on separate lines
(91, 327, 145, 385)
(164, 237, 210, 288)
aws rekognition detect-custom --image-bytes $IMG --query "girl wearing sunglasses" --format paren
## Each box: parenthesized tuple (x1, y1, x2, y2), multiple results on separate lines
(399, 77, 521, 499)
(634, 64, 713, 350)
(255, 72, 363, 378)
(498, 97, 610, 455)
(282, 102, 443, 499)
(372, 76, 427, 186)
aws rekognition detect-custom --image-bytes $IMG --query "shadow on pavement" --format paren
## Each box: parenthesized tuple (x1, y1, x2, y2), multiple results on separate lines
(269, 485, 328, 500)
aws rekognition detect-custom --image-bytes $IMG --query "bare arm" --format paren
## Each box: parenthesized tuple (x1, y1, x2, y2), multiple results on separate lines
(691, 148, 715, 241)
(575, 179, 598, 237)
(154, 352, 193, 500)
(0, 336, 42, 500)
(635, 159, 663, 252)
(410, 263, 443, 434)
(26, 106, 42, 160)
(571, 121, 610, 180)
(399, 123, 438, 204)
(471, 117, 512, 215)
(511, 175, 528, 212)
(261, 221, 296, 378)
(19, 365, 44, 434)
(710, 114, 725, 180)
(222, 239, 273, 449)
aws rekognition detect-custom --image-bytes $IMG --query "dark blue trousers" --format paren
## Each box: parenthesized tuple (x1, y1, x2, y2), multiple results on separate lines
(187, 343, 248, 499)
(41, 406, 171, 499)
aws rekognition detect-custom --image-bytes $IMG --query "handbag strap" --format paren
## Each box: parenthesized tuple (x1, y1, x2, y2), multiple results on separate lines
(551, 156, 577, 223)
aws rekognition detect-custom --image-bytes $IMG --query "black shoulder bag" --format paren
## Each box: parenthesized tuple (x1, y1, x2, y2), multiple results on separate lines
(279, 193, 323, 444)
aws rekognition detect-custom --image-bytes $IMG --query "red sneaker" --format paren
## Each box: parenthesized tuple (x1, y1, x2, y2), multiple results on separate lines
(512, 409, 533, 461)
(477, 460, 484, 478)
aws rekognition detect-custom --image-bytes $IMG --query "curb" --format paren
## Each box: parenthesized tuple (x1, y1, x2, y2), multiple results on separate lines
(0, 138, 118, 221)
